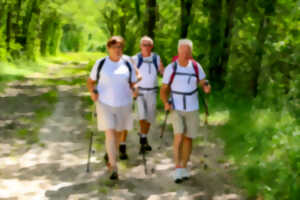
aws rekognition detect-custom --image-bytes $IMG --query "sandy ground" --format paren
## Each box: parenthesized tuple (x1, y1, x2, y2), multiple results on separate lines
(0, 63, 244, 200)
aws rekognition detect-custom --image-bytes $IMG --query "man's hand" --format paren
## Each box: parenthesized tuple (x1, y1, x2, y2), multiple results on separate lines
(91, 92, 99, 102)
(200, 80, 211, 94)
(87, 78, 99, 102)
(203, 84, 211, 94)
(132, 87, 139, 99)
(164, 102, 172, 112)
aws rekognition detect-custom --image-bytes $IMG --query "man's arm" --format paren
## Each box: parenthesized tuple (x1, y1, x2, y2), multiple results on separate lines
(160, 84, 171, 111)
(87, 78, 98, 102)
(199, 79, 211, 94)
(159, 60, 164, 75)
(129, 59, 141, 98)
(130, 57, 142, 83)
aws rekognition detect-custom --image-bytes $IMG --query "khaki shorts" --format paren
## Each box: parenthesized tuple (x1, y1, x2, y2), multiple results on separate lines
(137, 92, 156, 124)
(96, 101, 133, 131)
(169, 110, 199, 138)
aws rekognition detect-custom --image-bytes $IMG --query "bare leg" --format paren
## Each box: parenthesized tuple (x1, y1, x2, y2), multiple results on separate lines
(105, 129, 118, 170)
(173, 134, 183, 168)
(116, 131, 123, 155)
(181, 135, 192, 168)
(120, 130, 127, 143)
(119, 130, 129, 159)
(139, 120, 151, 134)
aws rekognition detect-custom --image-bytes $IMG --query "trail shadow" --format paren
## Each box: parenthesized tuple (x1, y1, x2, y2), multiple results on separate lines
(45, 180, 101, 200)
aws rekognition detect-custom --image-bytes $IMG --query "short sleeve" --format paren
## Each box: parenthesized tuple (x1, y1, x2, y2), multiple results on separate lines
(197, 62, 206, 80)
(162, 63, 173, 85)
(131, 55, 138, 66)
(89, 59, 103, 81)
(129, 62, 137, 83)
(156, 54, 161, 67)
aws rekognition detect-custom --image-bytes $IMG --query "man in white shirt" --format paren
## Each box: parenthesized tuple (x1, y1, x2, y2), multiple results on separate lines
(132, 36, 164, 154)
(160, 39, 211, 183)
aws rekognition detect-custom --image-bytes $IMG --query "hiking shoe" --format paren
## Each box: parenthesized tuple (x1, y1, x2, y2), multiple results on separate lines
(109, 171, 119, 180)
(140, 137, 152, 152)
(144, 143, 152, 151)
(119, 144, 129, 160)
(180, 168, 190, 180)
(139, 144, 146, 154)
(173, 168, 183, 184)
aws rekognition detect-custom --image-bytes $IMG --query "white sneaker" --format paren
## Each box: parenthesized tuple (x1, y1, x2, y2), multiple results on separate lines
(180, 168, 190, 180)
(173, 168, 183, 183)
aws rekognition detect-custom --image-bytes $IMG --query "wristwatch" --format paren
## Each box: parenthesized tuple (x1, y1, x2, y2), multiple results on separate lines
(204, 80, 209, 86)
(93, 89, 98, 94)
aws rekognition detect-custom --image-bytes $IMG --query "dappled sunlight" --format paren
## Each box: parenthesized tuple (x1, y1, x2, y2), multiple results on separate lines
(213, 193, 240, 200)
(0, 62, 244, 199)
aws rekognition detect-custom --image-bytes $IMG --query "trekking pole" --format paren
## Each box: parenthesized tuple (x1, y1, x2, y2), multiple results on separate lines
(86, 105, 96, 173)
(142, 149, 148, 175)
(158, 110, 170, 150)
(199, 92, 209, 125)
(199, 80, 210, 125)
(86, 131, 94, 173)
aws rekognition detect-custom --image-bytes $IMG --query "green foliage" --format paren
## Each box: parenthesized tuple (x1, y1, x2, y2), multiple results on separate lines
(216, 94, 300, 200)
(0, 0, 298, 197)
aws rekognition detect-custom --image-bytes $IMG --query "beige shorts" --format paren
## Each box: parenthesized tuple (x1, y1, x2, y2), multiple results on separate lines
(169, 110, 199, 138)
(137, 92, 157, 123)
(96, 101, 133, 131)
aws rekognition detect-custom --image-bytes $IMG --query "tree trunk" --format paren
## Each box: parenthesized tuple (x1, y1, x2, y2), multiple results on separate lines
(25, 0, 40, 60)
(219, 0, 236, 88)
(250, 0, 276, 97)
(180, 0, 192, 38)
(118, 0, 127, 38)
(251, 15, 269, 97)
(103, 10, 115, 36)
(207, 0, 224, 88)
(145, 0, 156, 39)
(6, 7, 11, 53)
(15, 0, 26, 49)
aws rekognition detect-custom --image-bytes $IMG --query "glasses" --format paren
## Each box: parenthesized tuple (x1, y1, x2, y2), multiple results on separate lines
(111, 45, 123, 49)
(142, 43, 152, 47)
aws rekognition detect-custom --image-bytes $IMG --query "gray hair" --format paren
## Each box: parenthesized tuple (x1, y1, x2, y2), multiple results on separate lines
(140, 36, 154, 45)
(178, 39, 193, 51)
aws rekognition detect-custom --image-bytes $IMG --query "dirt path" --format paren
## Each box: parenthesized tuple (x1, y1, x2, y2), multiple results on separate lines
(0, 64, 244, 200)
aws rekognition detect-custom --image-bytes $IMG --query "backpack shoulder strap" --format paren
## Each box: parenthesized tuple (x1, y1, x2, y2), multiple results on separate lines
(168, 62, 177, 87)
(123, 59, 132, 84)
(152, 53, 159, 73)
(137, 53, 143, 69)
(96, 58, 106, 84)
(191, 59, 199, 83)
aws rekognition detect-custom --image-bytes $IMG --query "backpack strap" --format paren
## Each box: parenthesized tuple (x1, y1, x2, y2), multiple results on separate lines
(137, 53, 143, 69)
(168, 62, 177, 87)
(96, 57, 132, 85)
(152, 53, 159, 74)
(96, 58, 106, 84)
(123, 59, 132, 84)
(137, 53, 159, 74)
(191, 59, 199, 83)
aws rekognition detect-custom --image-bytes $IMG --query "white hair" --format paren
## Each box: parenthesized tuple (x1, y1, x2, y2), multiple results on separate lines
(140, 36, 154, 45)
(178, 39, 193, 51)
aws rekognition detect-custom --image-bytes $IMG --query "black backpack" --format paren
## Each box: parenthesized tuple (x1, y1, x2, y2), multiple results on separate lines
(136, 53, 159, 74)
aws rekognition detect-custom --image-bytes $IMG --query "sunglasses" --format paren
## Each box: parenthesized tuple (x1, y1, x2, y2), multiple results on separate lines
(142, 43, 152, 47)
(111, 45, 123, 49)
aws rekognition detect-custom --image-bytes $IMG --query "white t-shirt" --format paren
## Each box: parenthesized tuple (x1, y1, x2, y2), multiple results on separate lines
(162, 60, 206, 112)
(132, 53, 160, 91)
(90, 56, 137, 107)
